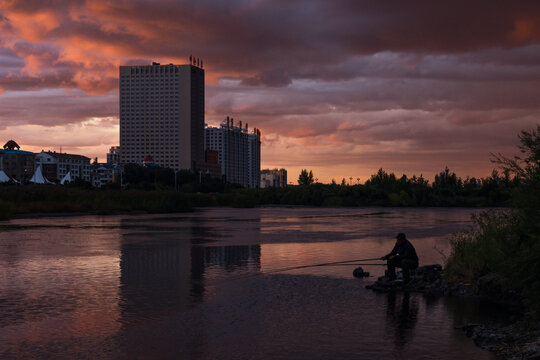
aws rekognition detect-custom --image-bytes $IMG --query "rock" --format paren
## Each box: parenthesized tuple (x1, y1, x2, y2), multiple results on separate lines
(459, 322, 540, 360)
(353, 267, 370, 278)
(477, 273, 507, 297)
(365, 264, 446, 294)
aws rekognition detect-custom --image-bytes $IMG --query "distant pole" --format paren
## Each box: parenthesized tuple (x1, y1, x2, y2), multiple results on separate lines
(349, 177, 353, 185)
(357, 177, 360, 184)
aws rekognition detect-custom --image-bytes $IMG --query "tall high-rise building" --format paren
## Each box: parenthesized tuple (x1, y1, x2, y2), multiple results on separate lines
(205, 117, 261, 188)
(248, 131, 261, 189)
(119, 61, 205, 170)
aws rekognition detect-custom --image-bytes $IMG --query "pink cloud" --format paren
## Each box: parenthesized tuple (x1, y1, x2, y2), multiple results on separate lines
(0, 0, 539, 181)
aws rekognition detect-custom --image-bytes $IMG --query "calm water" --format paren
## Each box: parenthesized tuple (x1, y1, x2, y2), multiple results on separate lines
(0, 207, 506, 359)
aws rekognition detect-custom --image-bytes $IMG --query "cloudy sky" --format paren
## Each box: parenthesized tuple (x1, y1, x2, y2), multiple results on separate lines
(1, 0, 539, 183)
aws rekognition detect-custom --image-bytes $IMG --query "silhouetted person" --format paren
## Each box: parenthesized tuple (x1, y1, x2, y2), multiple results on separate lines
(381, 233, 418, 283)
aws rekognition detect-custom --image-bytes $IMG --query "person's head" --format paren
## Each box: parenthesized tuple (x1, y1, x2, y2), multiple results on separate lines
(396, 233, 407, 244)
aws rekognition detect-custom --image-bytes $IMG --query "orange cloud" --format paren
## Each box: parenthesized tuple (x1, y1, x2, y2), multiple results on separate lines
(1, 0, 540, 182)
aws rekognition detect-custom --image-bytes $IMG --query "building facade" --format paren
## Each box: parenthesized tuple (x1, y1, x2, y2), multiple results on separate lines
(0, 140, 35, 182)
(107, 146, 121, 164)
(248, 132, 261, 189)
(35, 151, 91, 183)
(198, 149, 222, 179)
(260, 168, 288, 188)
(119, 61, 205, 170)
(205, 117, 261, 188)
(90, 162, 123, 187)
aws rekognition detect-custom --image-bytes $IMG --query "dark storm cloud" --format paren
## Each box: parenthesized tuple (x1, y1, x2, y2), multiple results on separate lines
(0, 0, 539, 179)
(4, 0, 540, 87)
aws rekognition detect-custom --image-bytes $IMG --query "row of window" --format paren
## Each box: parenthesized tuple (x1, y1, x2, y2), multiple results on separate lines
(127, 67, 181, 74)
(121, 73, 180, 77)
(120, 92, 179, 96)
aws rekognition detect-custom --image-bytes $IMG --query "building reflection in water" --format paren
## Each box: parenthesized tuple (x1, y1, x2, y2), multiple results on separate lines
(118, 233, 261, 323)
(385, 291, 419, 348)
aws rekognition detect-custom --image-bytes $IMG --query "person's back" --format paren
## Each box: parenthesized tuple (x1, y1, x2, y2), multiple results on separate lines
(381, 233, 419, 283)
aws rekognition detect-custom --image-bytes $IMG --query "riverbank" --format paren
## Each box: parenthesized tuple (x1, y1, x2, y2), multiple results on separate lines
(0, 182, 511, 221)
(462, 322, 540, 360)
(366, 265, 539, 359)
(0, 185, 261, 220)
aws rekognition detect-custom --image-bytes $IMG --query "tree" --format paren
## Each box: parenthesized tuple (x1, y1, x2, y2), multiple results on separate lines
(297, 169, 314, 185)
(492, 125, 540, 224)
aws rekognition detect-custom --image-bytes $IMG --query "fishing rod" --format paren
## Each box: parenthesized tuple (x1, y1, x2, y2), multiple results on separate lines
(317, 263, 386, 266)
(260, 258, 384, 275)
(218, 257, 386, 282)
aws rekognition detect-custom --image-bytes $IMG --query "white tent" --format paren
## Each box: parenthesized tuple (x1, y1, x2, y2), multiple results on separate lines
(29, 165, 52, 184)
(0, 170, 10, 183)
(60, 171, 72, 185)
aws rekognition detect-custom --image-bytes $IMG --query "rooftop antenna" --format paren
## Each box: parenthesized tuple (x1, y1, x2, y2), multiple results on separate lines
(189, 55, 192, 64)
(201, 59, 203, 68)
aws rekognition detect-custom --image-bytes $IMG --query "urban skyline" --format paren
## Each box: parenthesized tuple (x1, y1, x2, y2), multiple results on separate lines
(1, 2, 540, 182)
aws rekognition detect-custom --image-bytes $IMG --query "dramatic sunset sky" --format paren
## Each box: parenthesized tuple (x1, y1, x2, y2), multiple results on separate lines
(1, 1, 539, 183)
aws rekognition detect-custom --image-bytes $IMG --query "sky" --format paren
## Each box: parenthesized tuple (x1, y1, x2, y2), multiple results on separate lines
(1, 0, 539, 183)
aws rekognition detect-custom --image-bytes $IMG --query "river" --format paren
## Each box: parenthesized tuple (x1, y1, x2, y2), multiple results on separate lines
(0, 207, 507, 359)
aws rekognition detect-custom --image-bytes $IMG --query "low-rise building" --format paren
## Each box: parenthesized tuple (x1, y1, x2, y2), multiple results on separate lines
(90, 162, 123, 187)
(198, 149, 222, 179)
(0, 140, 35, 182)
(107, 146, 120, 164)
(260, 168, 287, 188)
(35, 151, 91, 183)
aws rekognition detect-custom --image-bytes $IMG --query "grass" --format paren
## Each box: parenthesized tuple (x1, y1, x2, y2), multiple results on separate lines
(0, 185, 197, 218)
(445, 209, 540, 318)
(444, 210, 518, 282)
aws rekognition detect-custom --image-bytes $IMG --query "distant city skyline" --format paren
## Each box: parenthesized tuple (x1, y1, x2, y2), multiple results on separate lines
(1, 1, 539, 182)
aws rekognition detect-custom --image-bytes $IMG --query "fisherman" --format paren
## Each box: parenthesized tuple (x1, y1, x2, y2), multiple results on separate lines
(380, 233, 418, 284)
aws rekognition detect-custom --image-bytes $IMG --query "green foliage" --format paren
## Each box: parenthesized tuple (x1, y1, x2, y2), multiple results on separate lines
(445, 210, 518, 282)
(446, 125, 540, 318)
(0, 200, 12, 220)
(297, 169, 314, 185)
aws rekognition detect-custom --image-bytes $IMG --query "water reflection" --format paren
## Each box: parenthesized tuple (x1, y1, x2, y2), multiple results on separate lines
(0, 208, 500, 360)
(385, 291, 419, 348)
(119, 233, 261, 325)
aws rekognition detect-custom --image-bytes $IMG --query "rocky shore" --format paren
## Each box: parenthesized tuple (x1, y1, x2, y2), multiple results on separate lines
(363, 264, 540, 360)
(460, 323, 540, 360)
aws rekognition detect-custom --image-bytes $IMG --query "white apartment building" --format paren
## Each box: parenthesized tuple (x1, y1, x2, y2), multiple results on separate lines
(119, 61, 205, 170)
(205, 117, 261, 188)
(35, 151, 91, 183)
